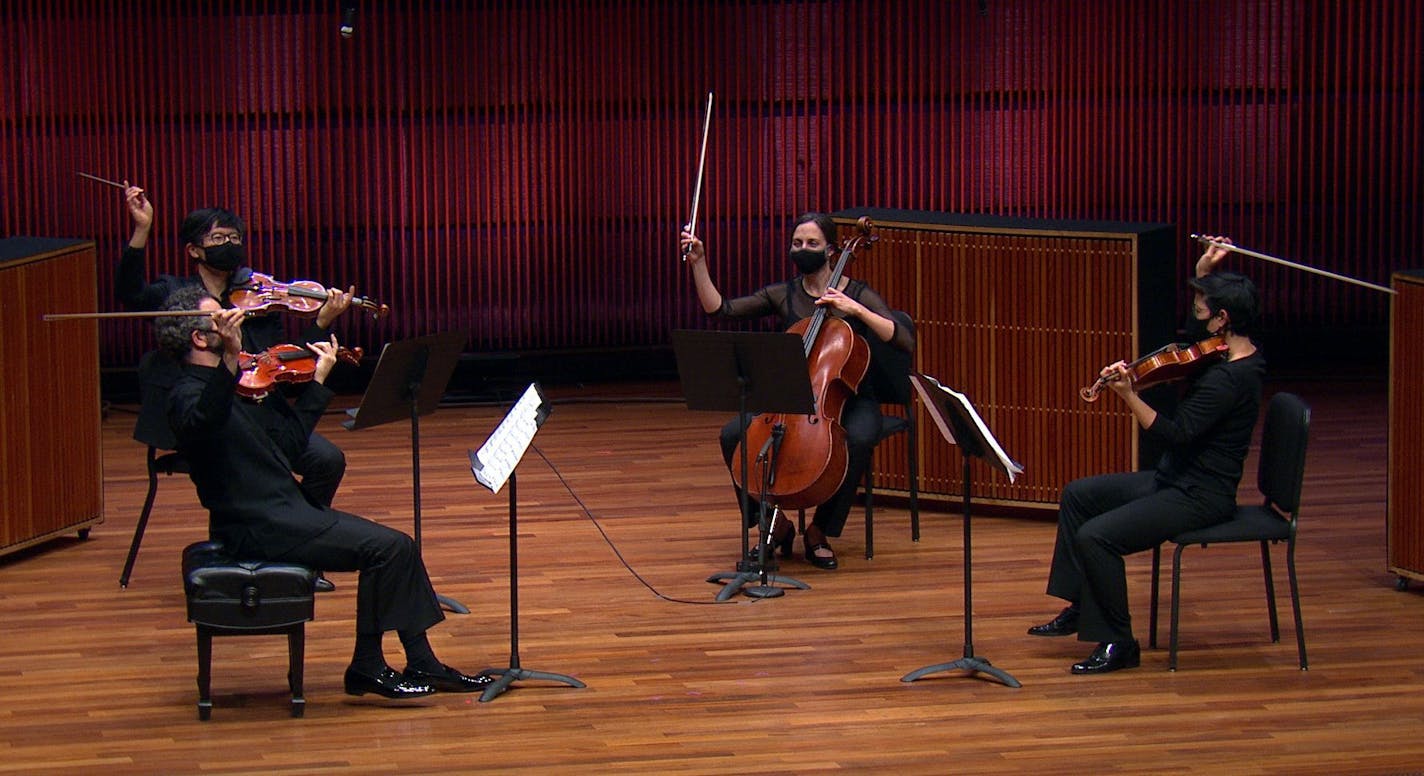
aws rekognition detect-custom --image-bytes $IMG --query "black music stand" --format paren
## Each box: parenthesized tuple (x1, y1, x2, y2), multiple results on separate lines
(343, 330, 468, 614)
(901, 374, 1024, 688)
(670, 329, 814, 601)
(468, 383, 584, 702)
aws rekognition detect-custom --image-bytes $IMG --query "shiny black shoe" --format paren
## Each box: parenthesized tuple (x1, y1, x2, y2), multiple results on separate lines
(1071, 640, 1141, 675)
(315, 575, 336, 593)
(1027, 605, 1079, 637)
(344, 665, 436, 698)
(402, 663, 495, 693)
(803, 538, 838, 570)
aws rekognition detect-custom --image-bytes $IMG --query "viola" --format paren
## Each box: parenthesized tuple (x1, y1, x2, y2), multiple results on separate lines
(228, 272, 390, 320)
(731, 217, 876, 510)
(237, 343, 363, 399)
(1078, 334, 1230, 402)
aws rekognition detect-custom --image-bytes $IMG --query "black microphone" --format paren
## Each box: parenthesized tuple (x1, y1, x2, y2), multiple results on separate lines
(339, 0, 357, 38)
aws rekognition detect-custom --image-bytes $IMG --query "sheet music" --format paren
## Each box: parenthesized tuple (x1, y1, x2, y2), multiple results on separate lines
(471, 383, 549, 494)
(912, 374, 1024, 483)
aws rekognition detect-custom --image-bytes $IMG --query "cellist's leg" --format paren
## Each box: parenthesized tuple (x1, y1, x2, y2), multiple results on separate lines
(807, 398, 881, 567)
(719, 415, 760, 528)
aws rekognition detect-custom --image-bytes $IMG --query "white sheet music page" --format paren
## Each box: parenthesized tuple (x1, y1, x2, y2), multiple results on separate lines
(471, 383, 548, 494)
(912, 373, 1025, 483)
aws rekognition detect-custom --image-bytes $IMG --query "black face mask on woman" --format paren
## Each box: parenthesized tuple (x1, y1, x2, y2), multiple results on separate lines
(199, 243, 246, 273)
(790, 248, 831, 275)
(1184, 312, 1218, 342)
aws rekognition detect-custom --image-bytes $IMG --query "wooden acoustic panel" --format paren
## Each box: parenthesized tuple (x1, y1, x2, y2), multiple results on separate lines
(836, 208, 1175, 512)
(0, 239, 104, 555)
(1388, 271, 1424, 581)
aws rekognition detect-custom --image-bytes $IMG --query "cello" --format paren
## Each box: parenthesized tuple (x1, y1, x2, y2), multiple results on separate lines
(731, 217, 876, 510)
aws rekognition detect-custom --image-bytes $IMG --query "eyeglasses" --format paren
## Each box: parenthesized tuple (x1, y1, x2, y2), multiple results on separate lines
(201, 232, 243, 246)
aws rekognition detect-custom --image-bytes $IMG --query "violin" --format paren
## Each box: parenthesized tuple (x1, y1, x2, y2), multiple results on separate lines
(1078, 334, 1229, 402)
(731, 217, 876, 509)
(228, 272, 390, 320)
(237, 343, 363, 399)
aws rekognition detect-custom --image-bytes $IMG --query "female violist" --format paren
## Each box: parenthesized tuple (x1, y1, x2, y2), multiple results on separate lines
(1027, 236, 1266, 675)
(681, 212, 915, 570)
(116, 184, 353, 512)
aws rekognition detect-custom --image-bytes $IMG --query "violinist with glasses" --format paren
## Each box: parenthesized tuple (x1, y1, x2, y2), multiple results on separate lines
(156, 286, 491, 700)
(1026, 236, 1265, 674)
(116, 183, 352, 510)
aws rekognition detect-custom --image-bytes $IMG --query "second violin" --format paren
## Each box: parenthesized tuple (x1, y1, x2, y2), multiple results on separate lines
(229, 272, 390, 320)
(1078, 335, 1229, 402)
(238, 343, 363, 399)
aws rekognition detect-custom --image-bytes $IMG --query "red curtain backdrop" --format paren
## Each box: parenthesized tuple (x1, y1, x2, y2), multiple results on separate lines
(1, 0, 1419, 369)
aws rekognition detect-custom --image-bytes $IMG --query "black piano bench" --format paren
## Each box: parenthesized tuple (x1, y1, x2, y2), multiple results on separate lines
(181, 541, 317, 720)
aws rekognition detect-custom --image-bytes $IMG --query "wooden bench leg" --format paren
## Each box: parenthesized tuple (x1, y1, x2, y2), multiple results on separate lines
(196, 626, 213, 721)
(288, 625, 306, 718)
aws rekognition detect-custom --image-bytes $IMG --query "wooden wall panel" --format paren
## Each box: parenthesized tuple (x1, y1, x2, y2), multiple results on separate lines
(842, 210, 1173, 510)
(1388, 272, 1424, 581)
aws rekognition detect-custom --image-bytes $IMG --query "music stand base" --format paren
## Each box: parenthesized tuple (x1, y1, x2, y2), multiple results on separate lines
(901, 654, 1022, 688)
(706, 570, 810, 602)
(437, 593, 469, 615)
(477, 666, 586, 703)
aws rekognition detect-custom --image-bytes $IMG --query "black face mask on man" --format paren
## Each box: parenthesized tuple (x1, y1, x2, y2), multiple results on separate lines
(790, 248, 831, 275)
(198, 243, 246, 273)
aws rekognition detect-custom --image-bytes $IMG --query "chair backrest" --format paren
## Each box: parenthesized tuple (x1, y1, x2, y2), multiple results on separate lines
(133, 349, 181, 451)
(1257, 391, 1311, 516)
(863, 310, 916, 406)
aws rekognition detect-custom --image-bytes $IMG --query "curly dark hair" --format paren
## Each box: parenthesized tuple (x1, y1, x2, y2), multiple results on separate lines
(155, 285, 216, 358)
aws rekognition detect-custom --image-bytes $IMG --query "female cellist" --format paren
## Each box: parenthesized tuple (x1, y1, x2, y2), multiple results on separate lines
(681, 212, 915, 570)
(1026, 236, 1266, 676)
(116, 186, 353, 516)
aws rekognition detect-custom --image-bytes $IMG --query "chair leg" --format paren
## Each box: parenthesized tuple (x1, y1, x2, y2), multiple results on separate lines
(863, 466, 874, 560)
(907, 420, 920, 542)
(1259, 540, 1281, 643)
(1286, 539, 1308, 670)
(196, 626, 213, 721)
(1149, 545, 1162, 649)
(1169, 544, 1186, 671)
(288, 625, 306, 718)
(120, 450, 160, 588)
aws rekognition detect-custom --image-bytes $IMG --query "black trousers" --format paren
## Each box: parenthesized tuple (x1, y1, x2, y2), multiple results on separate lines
(273, 512, 444, 637)
(718, 395, 881, 538)
(1045, 470, 1234, 643)
(293, 431, 346, 508)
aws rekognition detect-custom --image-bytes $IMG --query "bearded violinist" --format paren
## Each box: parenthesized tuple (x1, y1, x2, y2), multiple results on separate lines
(1027, 236, 1266, 674)
(116, 184, 352, 510)
(681, 212, 915, 571)
(156, 286, 490, 699)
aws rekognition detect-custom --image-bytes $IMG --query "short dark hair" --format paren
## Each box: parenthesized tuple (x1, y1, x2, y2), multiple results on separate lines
(155, 285, 216, 358)
(1189, 271, 1261, 336)
(178, 207, 245, 249)
(791, 212, 839, 250)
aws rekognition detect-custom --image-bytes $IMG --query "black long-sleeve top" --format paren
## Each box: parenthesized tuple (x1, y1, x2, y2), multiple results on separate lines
(168, 361, 338, 558)
(1149, 350, 1267, 500)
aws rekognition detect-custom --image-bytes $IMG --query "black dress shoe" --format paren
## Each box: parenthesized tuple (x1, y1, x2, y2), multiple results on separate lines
(344, 665, 436, 698)
(1027, 605, 1079, 637)
(315, 575, 335, 593)
(403, 663, 495, 693)
(1071, 640, 1141, 675)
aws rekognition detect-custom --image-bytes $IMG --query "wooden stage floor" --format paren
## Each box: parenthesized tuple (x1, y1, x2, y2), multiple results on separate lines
(1, 378, 1421, 774)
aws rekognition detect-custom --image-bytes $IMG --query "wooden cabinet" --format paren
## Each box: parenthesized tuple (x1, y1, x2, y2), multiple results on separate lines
(834, 208, 1176, 512)
(0, 238, 104, 555)
(1389, 271, 1424, 583)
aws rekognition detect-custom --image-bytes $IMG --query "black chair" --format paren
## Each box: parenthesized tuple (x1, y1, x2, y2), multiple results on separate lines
(182, 541, 317, 719)
(798, 310, 920, 559)
(1148, 391, 1311, 671)
(120, 351, 191, 588)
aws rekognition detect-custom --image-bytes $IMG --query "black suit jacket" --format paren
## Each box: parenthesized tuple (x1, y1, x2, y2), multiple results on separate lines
(168, 361, 338, 559)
